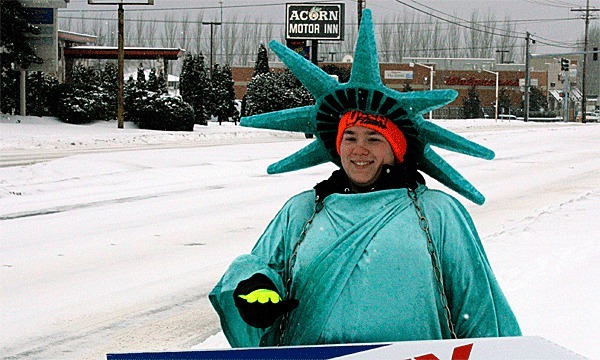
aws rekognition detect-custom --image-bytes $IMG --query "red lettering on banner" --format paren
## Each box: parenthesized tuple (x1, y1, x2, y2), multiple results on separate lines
(444, 76, 520, 87)
(408, 343, 474, 360)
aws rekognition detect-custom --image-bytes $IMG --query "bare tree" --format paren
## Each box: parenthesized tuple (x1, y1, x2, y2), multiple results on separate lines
(163, 13, 179, 48)
(133, 13, 146, 46)
(145, 17, 159, 48)
(479, 13, 497, 58)
(180, 13, 192, 51)
(124, 14, 136, 46)
(236, 16, 254, 66)
(379, 16, 394, 62)
(446, 20, 461, 58)
(463, 11, 482, 58)
(429, 20, 445, 58)
(342, 13, 357, 59)
(223, 15, 239, 65)
(261, 22, 276, 63)
(494, 16, 518, 63)
(193, 12, 205, 55)
(390, 13, 409, 62)
(89, 16, 107, 46)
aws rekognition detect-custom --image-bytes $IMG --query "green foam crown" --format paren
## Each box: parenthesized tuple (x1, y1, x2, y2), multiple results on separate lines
(241, 9, 494, 205)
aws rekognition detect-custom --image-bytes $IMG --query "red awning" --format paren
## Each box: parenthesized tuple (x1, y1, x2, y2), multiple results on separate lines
(63, 46, 184, 60)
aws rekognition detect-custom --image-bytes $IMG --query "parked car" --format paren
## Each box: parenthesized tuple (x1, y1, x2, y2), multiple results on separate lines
(577, 112, 599, 122)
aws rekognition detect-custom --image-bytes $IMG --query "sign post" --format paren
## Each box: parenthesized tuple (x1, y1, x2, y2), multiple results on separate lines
(88, 0, 154, 129)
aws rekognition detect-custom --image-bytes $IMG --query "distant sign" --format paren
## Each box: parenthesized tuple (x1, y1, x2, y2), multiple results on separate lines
(384, 70, 413, 80)
(286, 3, 345, 40)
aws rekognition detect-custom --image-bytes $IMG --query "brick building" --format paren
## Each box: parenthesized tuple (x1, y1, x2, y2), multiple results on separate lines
(230, 59, 547, 118)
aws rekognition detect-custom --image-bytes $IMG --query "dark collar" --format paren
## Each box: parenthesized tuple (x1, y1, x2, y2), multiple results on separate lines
(314, 164, 425, 201)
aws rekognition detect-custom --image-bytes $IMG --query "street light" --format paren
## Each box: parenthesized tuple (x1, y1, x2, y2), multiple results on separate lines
(219, 0, 224, 65)
(480, 68, 499, 122)
(202, 21, 222, 77)
(409, 62, 434, 120)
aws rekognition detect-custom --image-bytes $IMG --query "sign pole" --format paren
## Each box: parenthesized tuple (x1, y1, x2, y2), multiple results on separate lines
(117, 3, 125, 129)
(88, 0, 154, 128)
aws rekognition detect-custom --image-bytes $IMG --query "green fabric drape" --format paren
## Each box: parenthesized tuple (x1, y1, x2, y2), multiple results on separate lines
(209, 186, 521, 347)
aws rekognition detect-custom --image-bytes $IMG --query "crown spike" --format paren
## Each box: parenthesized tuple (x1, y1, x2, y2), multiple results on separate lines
(269, 40, 339, 100)
(421, 146, 486, 205)
(267, 140, 332, 174)
(348, 10, 382, 86)
(241, 106, 316, 134)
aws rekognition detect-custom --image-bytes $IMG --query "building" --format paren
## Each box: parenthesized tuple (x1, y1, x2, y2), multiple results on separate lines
(230, 58, 547, 119)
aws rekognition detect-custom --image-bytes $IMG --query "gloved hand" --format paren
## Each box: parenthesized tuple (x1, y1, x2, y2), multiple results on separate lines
(233, 273, 299, 328)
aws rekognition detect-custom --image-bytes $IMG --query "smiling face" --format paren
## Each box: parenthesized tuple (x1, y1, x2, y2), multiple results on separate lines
(339, 126, 396, 192)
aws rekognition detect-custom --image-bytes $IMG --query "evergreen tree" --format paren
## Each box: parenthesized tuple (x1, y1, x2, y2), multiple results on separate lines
(147, 68, 159, 92)
(321, 64, 351, 83)
(222, 65, 240, 124)
(522, 86, 547, 112)
(157, 69, 167, 94)
(179, 54, 194, 100)
(26, 71, 58, 116)
(0, 1, 43, 72)
(253, 44, 270, 77)
(402, 83, 415, 92)
(101, 63, 118, 117)
(245, 69, 314, 116)
(136, 64, 146, 89)
(462, 86, 482, 119)
(498, 88, 512, 115)
(211, 63, 228, 124)
(72, 64, 101, 86)
(179, 53, 211, 125)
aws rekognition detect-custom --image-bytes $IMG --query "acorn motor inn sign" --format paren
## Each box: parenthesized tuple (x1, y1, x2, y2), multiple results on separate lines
(286, 3, 345, 40)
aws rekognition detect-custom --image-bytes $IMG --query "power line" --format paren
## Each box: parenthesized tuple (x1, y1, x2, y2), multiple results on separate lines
(391, 0, 523, 39)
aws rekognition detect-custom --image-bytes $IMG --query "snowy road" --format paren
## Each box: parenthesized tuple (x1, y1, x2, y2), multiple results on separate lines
(1, 118, 599, 359)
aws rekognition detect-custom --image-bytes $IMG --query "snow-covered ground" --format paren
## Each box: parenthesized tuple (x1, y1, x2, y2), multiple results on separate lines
(1, 115, 598, 359)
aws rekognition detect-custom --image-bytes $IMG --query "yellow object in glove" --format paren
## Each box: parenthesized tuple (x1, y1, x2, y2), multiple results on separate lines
(238, 289, 281, 304)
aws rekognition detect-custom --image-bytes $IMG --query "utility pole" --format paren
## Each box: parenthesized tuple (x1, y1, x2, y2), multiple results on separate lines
(571, 0, 599, 123)
(524, 32, 532, 122)
(357, 0, 366, 29)
(88, 0, 154, 129)
(496, 49, 509, 64)
(117, 3, 124, 128)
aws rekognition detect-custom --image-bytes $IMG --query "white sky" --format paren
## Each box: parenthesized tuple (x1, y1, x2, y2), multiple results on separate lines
(61, 0, 600, 55)
(0, 115, 599, 359)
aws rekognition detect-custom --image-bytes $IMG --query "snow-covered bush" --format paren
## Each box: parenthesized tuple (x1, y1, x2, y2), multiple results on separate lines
(27, 71, 59, 116)
(244, 69, 314, 116)
(129, 91, 195, 132)
(0, 70, 58, 115)
(53, 83, 111, 124)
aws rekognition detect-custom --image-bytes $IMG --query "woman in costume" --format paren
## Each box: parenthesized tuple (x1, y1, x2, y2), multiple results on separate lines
(209, 9, 521, 347)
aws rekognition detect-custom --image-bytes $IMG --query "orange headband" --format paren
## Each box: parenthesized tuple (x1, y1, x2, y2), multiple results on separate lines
(336, 111, 407, 163)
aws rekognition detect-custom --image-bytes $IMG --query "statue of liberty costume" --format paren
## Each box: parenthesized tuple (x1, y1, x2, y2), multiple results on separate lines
(209, 9, 521, 347)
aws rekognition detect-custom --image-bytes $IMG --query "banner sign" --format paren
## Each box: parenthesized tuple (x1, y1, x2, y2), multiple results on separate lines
(106, 336, 587, 360)
(286, 3, 345, 40)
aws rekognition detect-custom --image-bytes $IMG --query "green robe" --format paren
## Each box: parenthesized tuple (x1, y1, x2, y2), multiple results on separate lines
(209, 186, 521, 347)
